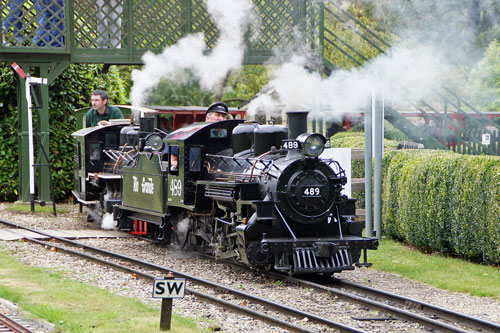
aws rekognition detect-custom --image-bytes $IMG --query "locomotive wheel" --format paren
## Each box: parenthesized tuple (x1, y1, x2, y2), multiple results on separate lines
(246, 241, 273, 268)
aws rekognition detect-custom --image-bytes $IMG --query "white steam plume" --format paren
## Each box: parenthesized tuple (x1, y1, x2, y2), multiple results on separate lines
(362, 0, 488, 65)
(247, 44, 445, 120)
(247, 0, 486, 121)
(101, 213, 117, 230)
(130, 0, 253, 106)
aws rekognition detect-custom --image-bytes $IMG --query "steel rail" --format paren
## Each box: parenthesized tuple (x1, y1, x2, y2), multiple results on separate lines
(0, 220, 363, 333)
(32, 237, 363, 333)
(24, 238, 315, 333)
(331, 277, 500, 333)
(9, 221, 500, 332)
(206, 255, 500, 333)
(266, 268, 498, 332)
(0, 313, 32, 333)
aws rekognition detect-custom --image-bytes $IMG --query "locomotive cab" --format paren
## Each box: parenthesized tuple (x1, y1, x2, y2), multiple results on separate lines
(72, 120, 130, 215)
(115, 118, 243, 243)
(162, 120, 244, 207)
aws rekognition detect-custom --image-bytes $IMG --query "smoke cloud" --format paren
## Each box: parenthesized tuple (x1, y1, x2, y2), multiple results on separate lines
(130, 0, 253, 106)
(246, 0, 483, 120)
(363, 0, 486, 64)
(247, 44, 445, 120)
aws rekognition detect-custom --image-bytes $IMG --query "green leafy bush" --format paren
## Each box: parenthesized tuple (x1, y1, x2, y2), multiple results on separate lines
(0, 63, 127, 201)
(0, 65, 20, 200)
(466, 39, 500, 111)
(148, 73, 213, 106)
(382, 150, 500, 264)
(330, 130, 500, 265)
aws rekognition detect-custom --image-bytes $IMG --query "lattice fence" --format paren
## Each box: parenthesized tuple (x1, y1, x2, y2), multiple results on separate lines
(1, 0, 65, 48)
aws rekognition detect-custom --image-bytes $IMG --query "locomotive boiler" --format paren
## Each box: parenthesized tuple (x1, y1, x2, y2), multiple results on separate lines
(73, 109, 378, 275)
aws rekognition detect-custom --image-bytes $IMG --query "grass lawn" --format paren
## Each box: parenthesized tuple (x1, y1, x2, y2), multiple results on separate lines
(0, 245, 202, 332)
(1, 236, 499, 332)
(370, 238, 500, 300)
(4, 203, 67, 214)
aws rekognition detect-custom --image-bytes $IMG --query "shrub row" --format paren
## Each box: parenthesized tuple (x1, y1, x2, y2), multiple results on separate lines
(382, 150, 500, 264)
(331, 130, 500, 264)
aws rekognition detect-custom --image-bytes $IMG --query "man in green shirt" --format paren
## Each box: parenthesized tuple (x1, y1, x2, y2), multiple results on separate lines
(85, 90, 124, 127)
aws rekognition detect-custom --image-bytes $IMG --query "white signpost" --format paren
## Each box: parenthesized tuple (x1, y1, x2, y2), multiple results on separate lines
(152, 276, 186, 330)
(11, 62, 48, 210)
(153, 278, 186, 298)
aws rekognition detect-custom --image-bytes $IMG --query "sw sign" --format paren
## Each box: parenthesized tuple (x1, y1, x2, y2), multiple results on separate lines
(152, 278, 186, 298)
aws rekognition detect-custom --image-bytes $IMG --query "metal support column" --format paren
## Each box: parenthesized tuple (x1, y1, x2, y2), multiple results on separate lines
(364, 98, 373, 237)
(373, 91, 384, 239)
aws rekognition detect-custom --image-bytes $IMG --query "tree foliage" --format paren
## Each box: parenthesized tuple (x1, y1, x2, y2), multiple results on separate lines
(148, 72, 213, 107)
(146, 65, 269, 108)
(222, 65, 269, 107)
(466, 39, 500, 111)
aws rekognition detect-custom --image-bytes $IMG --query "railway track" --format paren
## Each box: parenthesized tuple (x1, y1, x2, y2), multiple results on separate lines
(207, 253, 500, 333)
(2, 220, 500, 332)
(271, 270, 500, 332)
(0, 220, 363, 332)
(0, 313, 32, 333)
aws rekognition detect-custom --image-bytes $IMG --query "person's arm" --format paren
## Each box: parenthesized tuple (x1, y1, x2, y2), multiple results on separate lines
(85, 110, 92, 127)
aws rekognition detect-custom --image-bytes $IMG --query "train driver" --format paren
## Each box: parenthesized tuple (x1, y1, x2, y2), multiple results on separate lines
(205, 102, 229, 122)
(167, 102, 229, 171)
(86, 90, 124, 127)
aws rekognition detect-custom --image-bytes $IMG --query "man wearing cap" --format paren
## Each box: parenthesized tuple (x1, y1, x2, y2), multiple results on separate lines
(168, 102, 229, 171)
(205, 102, 229, 122)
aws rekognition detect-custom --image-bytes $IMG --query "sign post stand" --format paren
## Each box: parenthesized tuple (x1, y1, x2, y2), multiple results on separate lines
(160, 296, 173, 330)
(11, 62, 57, 215)
(152, 271, 186, 331)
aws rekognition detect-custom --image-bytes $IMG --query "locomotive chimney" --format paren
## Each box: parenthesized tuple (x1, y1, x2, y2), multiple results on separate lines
(286, 111, 308, 140)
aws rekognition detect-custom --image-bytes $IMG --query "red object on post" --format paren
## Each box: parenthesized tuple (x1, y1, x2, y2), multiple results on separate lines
(11, 62, 26, 79)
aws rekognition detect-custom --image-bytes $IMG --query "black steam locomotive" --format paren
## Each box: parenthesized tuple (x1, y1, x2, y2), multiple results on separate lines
(73, 108, 378, 274)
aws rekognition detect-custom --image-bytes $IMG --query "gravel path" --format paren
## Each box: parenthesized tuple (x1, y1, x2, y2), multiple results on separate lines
(1, 202, 500, 332)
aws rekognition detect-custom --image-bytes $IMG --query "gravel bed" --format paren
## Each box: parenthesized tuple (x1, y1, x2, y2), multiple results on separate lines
(1, 202, 500, 332)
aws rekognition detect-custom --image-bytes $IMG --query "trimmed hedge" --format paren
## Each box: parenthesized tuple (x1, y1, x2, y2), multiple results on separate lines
(331, 130, 500, 265)
(382, 150, 500, 264)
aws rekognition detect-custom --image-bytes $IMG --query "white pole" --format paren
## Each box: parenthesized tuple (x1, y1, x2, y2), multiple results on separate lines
(25, 75, 35, 197)
(24, 76, 47, 199)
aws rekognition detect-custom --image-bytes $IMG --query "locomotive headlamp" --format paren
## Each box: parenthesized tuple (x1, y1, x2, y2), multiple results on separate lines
(297, 133, 326, 157)
(146, 133, 164, 151)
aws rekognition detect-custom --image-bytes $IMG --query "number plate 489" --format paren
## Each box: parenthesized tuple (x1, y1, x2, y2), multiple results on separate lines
(303, 187, 320, 196)
(170, 179, 182, 196)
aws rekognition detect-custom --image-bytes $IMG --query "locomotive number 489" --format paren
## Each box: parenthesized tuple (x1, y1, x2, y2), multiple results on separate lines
(283, 140, 299, 150)
(170, 179, 182, 196)
(303, 187, 321, 196)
